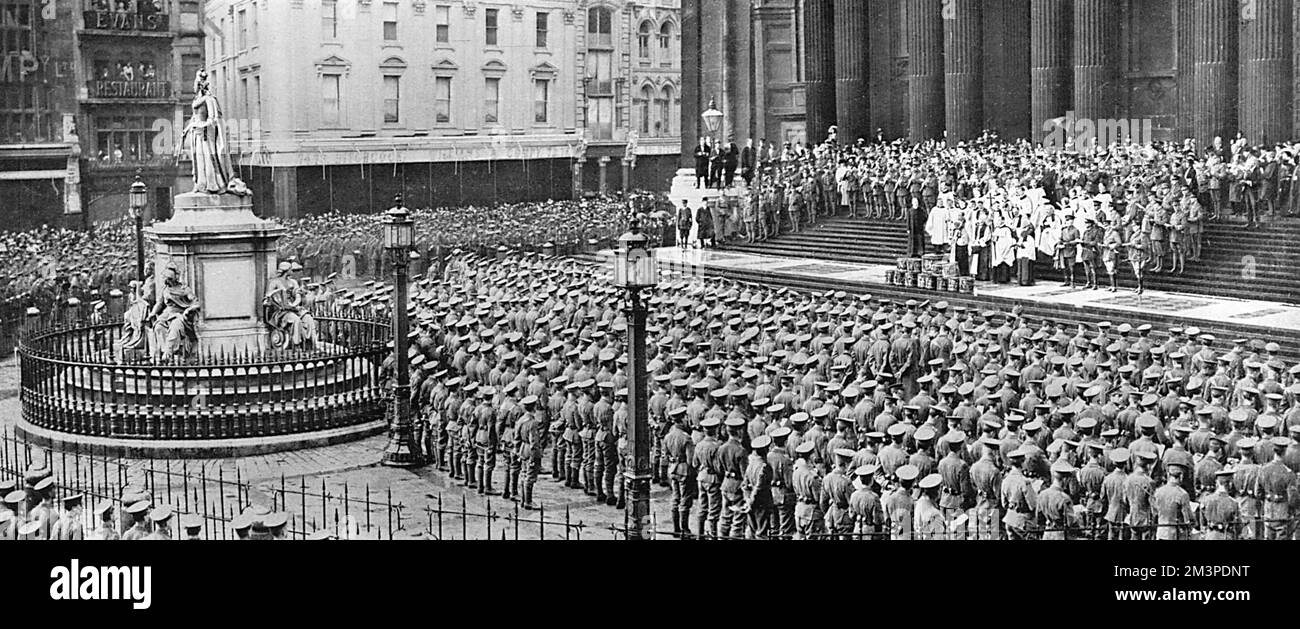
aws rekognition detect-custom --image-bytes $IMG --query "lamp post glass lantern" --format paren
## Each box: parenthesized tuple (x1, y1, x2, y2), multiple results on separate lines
(381, 194, 422, 467)
(128, 172, 148, 283)
(701, 98, 724, 139)
(612, 219, 657, 539)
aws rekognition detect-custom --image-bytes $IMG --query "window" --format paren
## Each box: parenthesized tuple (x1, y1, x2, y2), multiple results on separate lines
(535, 12, 548, 48)
(638, 22, 652, 60)
(638, 85, 652, 134)
(383, 2, 398, 41)
(241, 77, 249, 122)
(484, 77, 500, 124)
(534, 78, 549, 123)
(321, 74, 341, 126)
(485, 8, 498, 45)
(322, 0, 337, 39)
(254, 75, 262, 124)
(657, 86, 673, 136)
(180, 0, 200, 31)
(181, 54, 202, 95)
(93, 115, 162, 163)
(218, 17, 225, 57)
(237, 9, 247, 50)
(383, 76, 400, 123)
(435, 5, 450, 43)
(659, 22, 673, 65)
(434, 76, 451, 123)
(250, 2, 259, 46)
(587, 7, 612, 47)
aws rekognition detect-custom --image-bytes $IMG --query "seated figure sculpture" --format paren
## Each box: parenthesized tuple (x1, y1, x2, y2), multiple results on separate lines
(264, 261, 318, 351)
(149, 264, 200, 362)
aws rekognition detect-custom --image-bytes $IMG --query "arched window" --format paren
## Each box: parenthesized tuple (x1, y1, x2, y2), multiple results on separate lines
(657, 85, 674, 137)
(658, 22, 673, 65)
(639, 85, 653, 135)
(638, 21, 652, 61)
(588, 7, 612, 47)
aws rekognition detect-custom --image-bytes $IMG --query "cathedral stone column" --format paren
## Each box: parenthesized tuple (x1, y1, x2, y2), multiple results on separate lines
(833, 0, 869, 143)
(1072, 0, 1119, 123)
(1030, 0, 1071, 142)
(804, 0, 837, 144)
(944, 0, 982, 143)
(905, 0, 945, 141)
(1240, 0, 1291, 144)
(1193, 0, 1239, 149)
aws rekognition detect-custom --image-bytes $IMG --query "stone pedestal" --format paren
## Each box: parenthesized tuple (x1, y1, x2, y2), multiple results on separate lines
(145, 192, 285, 356)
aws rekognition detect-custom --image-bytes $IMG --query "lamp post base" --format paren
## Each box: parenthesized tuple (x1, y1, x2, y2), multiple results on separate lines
(381, 427, 422, 467)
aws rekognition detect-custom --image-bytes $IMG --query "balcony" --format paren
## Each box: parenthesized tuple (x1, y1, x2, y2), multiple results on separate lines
(84, 80, 172, 101)
(81, 10, 171, 35)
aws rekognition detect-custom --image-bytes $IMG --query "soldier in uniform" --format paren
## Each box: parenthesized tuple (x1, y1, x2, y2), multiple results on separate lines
(593, 381, 618, 505)
(1077, 442, 1108, 538)
(144, 506, 174, 540)
(1153, 461, 1193, 540)
(51, 494, 84, 541)
(1038, 460, 1077, 540)
(1258, 436, 1299, 540)
(914, 473, 947, 540)
(1232, 437, 1263, 539)
(516, 395, 544, 510)
(717, 417, 750, 539)
(968, 436, 1004, 540)
(741, 435, 776, 539)
(1124, 450, 1158, 540)
(883, 464, 919, 540)
(90, 501, 120, 541)
(25, 476, 55, 540)
(693, 417, 723, 538)
(121, 501, 151, 540)
(1199, 467, 1240, 540)
(1000, 447, 1038, 540)
(820, 447, 855, 539)
(791, 440, 824, 539)
(767, 426, 797, 539)
(936, 430, 974, 526)
(661, 407, 695, 537)
(847, 463, 884, 540)
(1, 490, 23, 541)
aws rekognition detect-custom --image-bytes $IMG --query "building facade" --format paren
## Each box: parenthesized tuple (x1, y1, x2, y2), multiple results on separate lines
(0, 0, 205, 232)
(683, 0, 1300, 152)
(204, 0, 680, 219)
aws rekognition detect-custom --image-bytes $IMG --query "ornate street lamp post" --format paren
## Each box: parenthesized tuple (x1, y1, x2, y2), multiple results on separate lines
(128, 171, 148, 283)
(611, 218, 658, 539)
(381, 194, 422, 467)
(701, 98, 724, 142)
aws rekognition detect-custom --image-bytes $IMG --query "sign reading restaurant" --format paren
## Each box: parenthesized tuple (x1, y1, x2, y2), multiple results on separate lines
(83, 10, 170, 32)
(89, 80, 169, 98)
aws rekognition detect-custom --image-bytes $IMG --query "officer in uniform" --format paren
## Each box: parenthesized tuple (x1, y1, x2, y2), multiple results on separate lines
(914, 473, 946, 540)
(1077, 442, 1108, 538)
(1039, 460, 1077, 539)
(0, 489, 23, 541)
(848, 463, 884, 539)
(1000, 447, 1038, 540)
(1258, 436, 1299, 540)
(26, 476, 55, 540)
(661, 406, 695, 537)
(936, 430, 974, 525)
(265, 512, 289, 540)
(968, 436, 1003, 540)
(717, 417, 750, 538)
(516, 395, 544, 510)
(791, 440, 824, 539)
(1124, 450, 1158, 540)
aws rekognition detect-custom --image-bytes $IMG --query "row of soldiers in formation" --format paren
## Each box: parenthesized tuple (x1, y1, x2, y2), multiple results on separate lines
(345, 249, 1300, 539)
(0, 468, 312, 541)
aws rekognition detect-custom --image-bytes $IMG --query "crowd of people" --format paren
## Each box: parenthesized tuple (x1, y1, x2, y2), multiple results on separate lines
(0, 195, 669, 325)
(692, 131, 1299, 293)
(336, 247, 1300, 540)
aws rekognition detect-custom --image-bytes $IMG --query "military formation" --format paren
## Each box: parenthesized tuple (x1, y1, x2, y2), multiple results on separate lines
(337, 246, 1300, 540)
(0, 467, 295, 541)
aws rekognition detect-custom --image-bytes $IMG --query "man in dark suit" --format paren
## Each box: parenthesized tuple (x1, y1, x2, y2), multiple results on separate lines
(740, 139, 755, 186)
(693, 137, 709, 189)
(724, 142, 739, 188)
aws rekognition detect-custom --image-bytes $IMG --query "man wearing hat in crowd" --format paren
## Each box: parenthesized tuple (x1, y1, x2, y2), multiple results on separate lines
(716, 417, 750, 538)
(848, 464, 884, 539)
(883, 464, 919, 540)
(1039, 460, 1078, 540)
(1, 488, 24, 541)
(1257, 436, 1299, 540)
(146, 506, 174, 540)
(662, 406, 695, 537)
(692, 416, 724, 538)
(180, 514, 205, 540)
(740, 434, 776, 539)
(90, 501, 119, 541)
(24, 474, 55, 540)
(1153, 461, 1193, 540)
(821, 447, 856, 539)
(1124, 450, 1158, 540)
(516, 395, 544, 510)
(121, 500, 152, 540)
(914, 473, 947, 540)
(767, 426, 797, 538)
(791, 440, 825, 539)
(1000, 447, 1038, 539)
(967, 436, 1003, 540)
(51, 494, 84, 541)
(1199, 467, 1241, 540)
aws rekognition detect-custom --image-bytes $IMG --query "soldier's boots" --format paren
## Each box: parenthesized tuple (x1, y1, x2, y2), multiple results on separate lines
(671, 512, 681, 537)
(605, 493, 617, 507)
(567, 467, 580, 489)
(501, 476, 512, 500)
(481, 472, 494, 495)
(596, 489, 607, 504)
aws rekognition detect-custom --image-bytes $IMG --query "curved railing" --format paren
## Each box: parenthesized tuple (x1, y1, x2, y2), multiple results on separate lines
(17, 311, 391, 440)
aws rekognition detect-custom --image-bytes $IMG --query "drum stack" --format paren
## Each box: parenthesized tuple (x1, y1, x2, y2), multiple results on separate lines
(890, 255, 975, 295)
